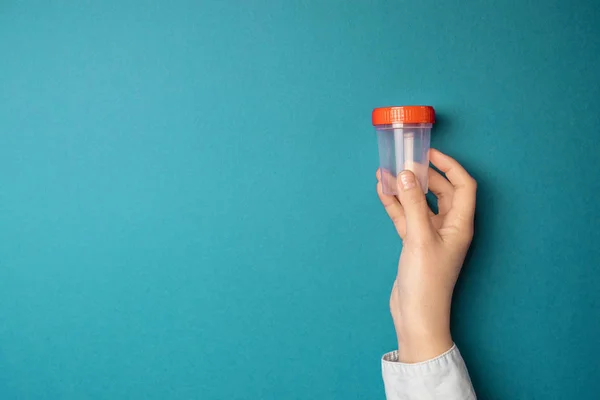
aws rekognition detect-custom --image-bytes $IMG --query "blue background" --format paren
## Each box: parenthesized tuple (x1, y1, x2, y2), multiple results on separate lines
(1, 1, 599, 399)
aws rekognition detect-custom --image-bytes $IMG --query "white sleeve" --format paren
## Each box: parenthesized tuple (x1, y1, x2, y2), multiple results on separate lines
(382, 344, 476, 400)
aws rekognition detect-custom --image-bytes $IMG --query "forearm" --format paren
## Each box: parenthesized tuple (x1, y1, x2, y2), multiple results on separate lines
(386, 284, 476, 398)
(392, 282, 453, 363)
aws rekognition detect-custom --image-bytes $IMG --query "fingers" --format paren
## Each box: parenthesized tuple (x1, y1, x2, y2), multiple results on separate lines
(396, 170, 435, 241)
(428, 167, 454, 216)
(429, 149, 477, 226)
(376, 169, 406, 238)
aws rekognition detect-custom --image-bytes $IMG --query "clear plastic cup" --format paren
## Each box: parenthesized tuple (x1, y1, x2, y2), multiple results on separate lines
(372, 106, 435, 194)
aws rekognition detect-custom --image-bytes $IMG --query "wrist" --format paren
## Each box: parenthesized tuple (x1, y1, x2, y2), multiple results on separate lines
(393, 300, 453, 363)
(396, 325, 453, 363)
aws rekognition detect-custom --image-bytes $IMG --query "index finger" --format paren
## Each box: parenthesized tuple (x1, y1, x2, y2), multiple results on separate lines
(429, 148, 477, 224)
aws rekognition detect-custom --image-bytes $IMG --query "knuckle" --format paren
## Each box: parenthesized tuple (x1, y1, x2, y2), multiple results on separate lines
(458, 223, 475, 242)
(406, 191, 427, 206)
(467, 177, 478, 191)
(461, 228, 475, 242)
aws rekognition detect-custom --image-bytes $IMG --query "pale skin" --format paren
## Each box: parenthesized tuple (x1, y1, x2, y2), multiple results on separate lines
(376, 148, 477, 363)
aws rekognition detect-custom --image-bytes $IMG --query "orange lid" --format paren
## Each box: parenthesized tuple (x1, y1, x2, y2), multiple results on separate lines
(372, 106, 435, 125)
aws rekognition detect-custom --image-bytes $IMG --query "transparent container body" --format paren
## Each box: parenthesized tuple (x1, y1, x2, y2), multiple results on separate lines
(375, 123, 431, 194)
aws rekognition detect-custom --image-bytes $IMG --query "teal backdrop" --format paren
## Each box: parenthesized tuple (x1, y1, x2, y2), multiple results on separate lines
(1, 1, 599, 399)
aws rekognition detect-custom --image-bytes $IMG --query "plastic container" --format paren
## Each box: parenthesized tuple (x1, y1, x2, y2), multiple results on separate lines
(372, 106, 435, 194)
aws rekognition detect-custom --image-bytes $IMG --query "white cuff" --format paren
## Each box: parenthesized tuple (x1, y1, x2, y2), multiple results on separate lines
(381, 344, 476, 399)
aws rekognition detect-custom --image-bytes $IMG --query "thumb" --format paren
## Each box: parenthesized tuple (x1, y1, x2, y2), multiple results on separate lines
(397, 170, 434, 240)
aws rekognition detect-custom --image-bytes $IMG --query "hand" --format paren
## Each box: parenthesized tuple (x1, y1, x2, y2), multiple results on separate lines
(376, 149, 477, 363)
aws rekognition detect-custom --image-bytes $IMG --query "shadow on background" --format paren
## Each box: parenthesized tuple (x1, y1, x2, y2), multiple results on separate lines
(451, 165, 505, 400)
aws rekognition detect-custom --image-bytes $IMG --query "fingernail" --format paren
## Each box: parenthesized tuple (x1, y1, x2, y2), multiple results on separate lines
(399, 171, 416, 191)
